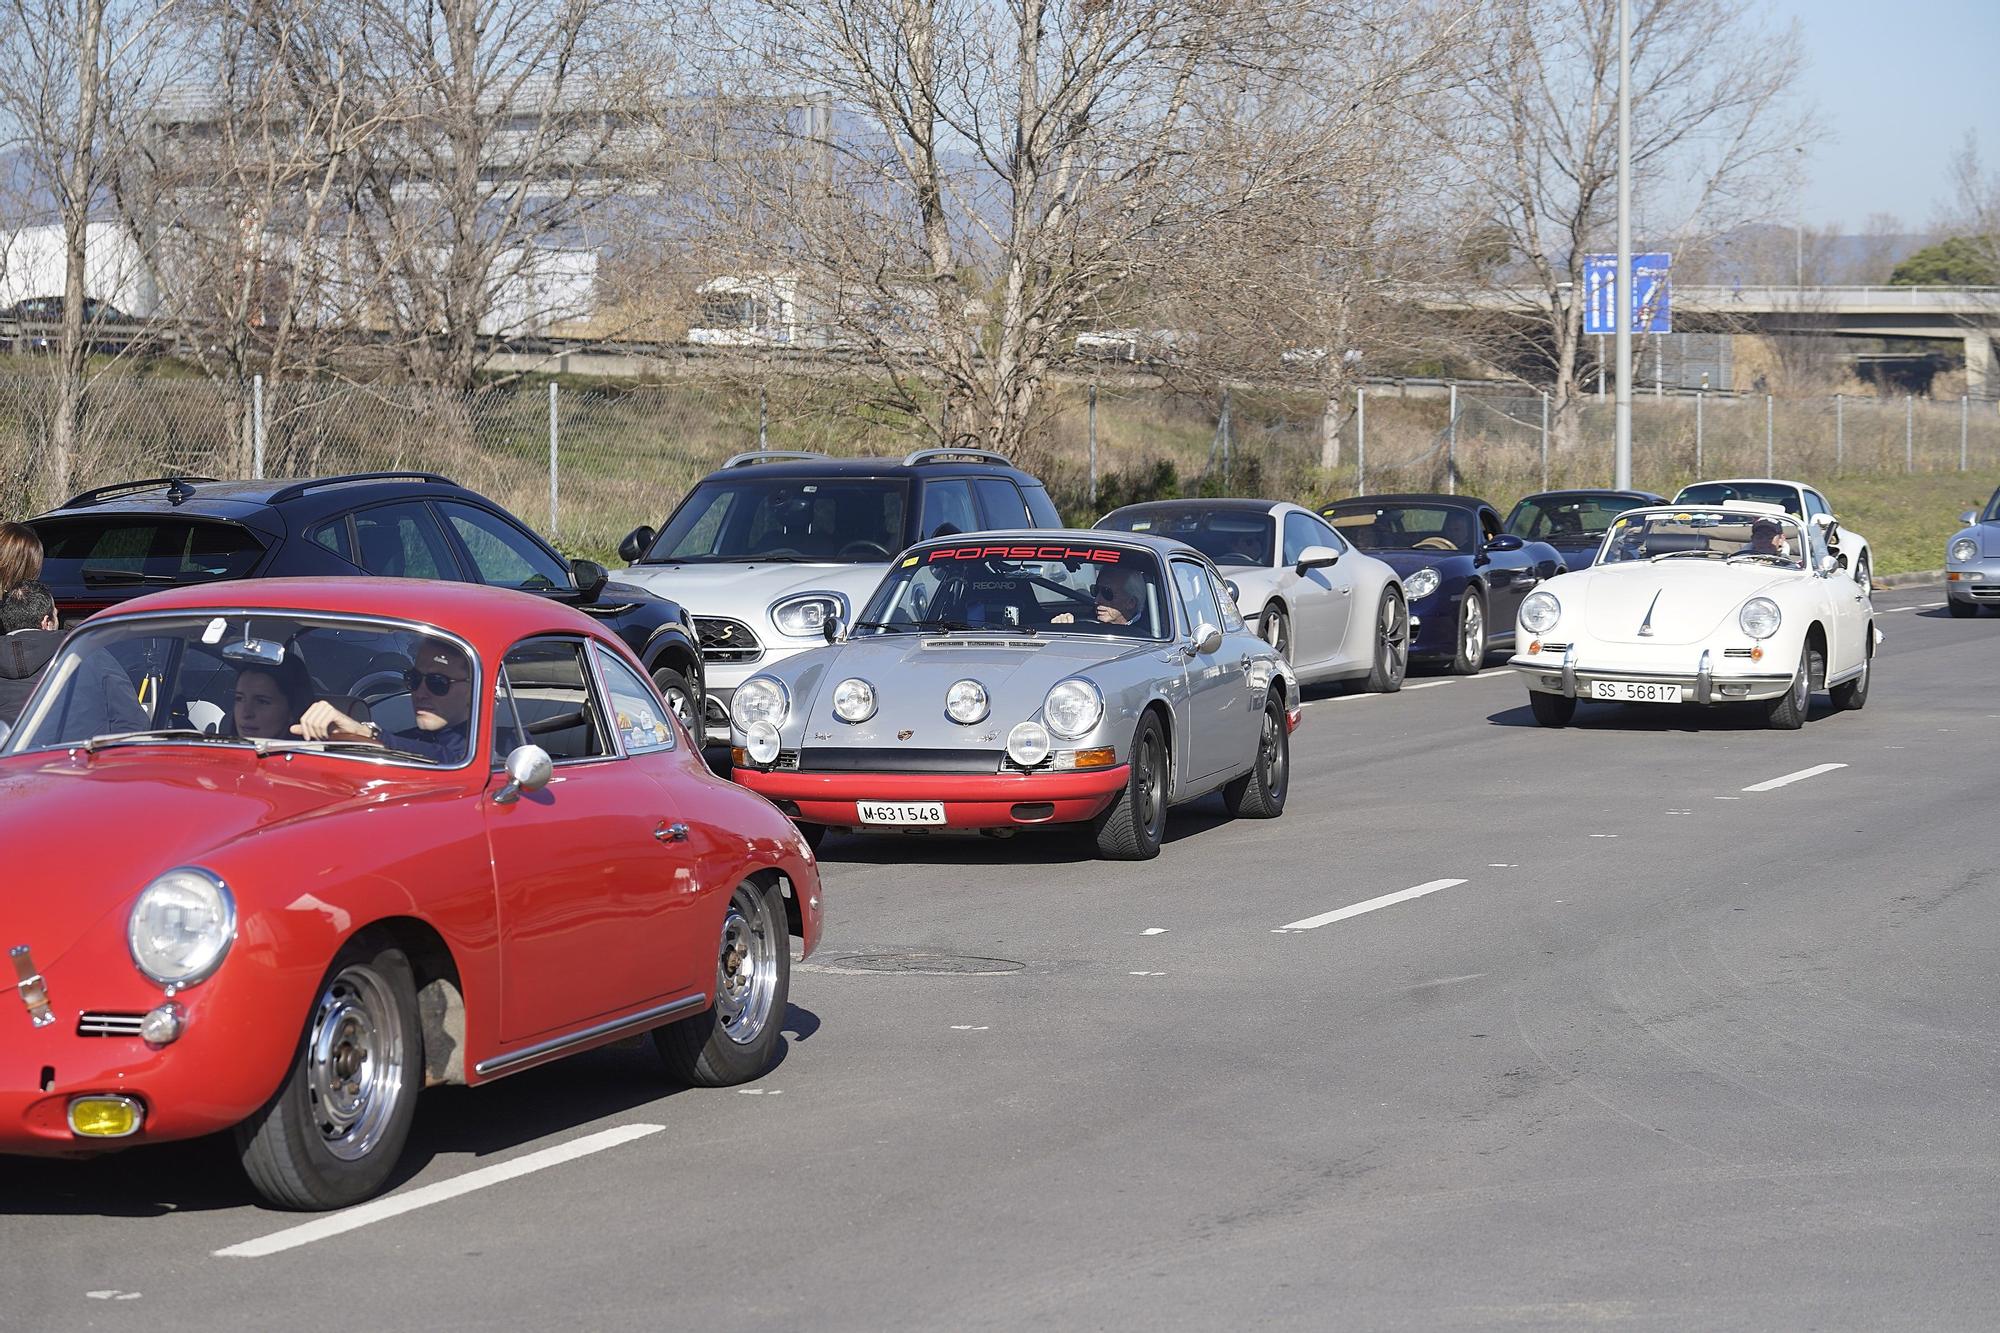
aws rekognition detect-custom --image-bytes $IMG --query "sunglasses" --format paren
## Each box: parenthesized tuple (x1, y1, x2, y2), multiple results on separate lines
(403, 668, 468, 694)
(1092, 581, 1135, 600)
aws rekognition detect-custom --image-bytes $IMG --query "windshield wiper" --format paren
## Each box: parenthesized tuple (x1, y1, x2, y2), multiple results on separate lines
(271, 739, 437, 764)
(79, 567, 181, 585)
(1725, 552, 1794, 566)
(1650, 549, 1724, 562)
(915, 617, 981, 633)
(81, 728, 249, 752)
(849, 618, 919, 633)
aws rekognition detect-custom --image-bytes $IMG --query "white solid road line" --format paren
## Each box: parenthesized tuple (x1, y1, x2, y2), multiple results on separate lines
(1741, 762, 1849, 793)
(1276, 878, 1468, 932)
(214, 1123, 665, 1259)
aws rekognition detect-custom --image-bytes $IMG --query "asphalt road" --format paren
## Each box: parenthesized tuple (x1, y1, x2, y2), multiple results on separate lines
(8, 583, 1997, 1331)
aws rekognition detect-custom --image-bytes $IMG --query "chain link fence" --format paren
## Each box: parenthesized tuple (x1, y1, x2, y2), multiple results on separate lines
(2, 368, 1996, 555)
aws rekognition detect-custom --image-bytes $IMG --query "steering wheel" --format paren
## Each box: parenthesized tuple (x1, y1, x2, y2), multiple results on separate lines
(838, 540, 892, 560)
(350, 669, 408, 702)
(754, 547, 807, 560)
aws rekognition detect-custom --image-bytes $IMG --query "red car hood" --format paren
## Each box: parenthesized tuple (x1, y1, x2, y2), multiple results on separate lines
(0, 748, 446, 970)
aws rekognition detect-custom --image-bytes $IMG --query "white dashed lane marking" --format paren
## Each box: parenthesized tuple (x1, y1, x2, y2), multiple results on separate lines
(1741, 762, 1848, 793)
(1274, 878, 1469, 933)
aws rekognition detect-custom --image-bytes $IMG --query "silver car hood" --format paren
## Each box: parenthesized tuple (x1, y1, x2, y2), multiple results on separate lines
(616, 560, 889, 622)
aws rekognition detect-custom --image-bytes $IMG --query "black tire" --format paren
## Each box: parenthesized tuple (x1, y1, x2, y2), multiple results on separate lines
(656, 877, 790, 1087)
(797, 821, 827, 853)
(1092, 712, 1167, 860)
(1853, 554, 1871, 590)
(1450, 590, 1487, 675)
(1222, 694, 1290, 819)
(1528, 691, 1576, 727)
(1364, 591, 1407, 693)
(1948, 597, 1979, 618)
(1259, 604, 1292, 664)
(651, 666, 702, 736)
(1829, 633, 1871, 711)
(1764, 644, 1814, 730)
(236, 935, 424, 1211)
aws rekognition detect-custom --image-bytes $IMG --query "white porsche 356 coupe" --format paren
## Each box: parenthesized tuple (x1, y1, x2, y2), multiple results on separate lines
(1508, 502, 1876, 729)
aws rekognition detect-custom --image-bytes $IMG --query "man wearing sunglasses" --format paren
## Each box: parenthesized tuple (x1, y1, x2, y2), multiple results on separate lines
(1051, 564, 1147, 629)
(292, 638, 474, 765)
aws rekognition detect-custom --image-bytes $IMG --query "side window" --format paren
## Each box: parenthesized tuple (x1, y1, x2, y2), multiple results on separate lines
(1804, 490, 1830, 520)
(918, 479, 979, 539)
(972, 477, 1032, 530)
(1171, 559, 1222, 637)
(593, 644, 677, 754)
(438, 501, 572, 592)
(493, 639, 610, 764)
(1479, 508, 1502, 540)
(1207, 567, 1245, 632)
(352, 502, 454, 580)
(1282, 512, 1323, 564)
(310, 519, 354, 563)
(1022, 485, 1064, 528)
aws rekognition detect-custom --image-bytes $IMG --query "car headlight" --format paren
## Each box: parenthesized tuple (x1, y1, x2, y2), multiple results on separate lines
(1043, 678, 1104, 739)
(945, 678, 989, 725)
(128, 868, 235, 987)
(1739, 597, 1782, 639)
(1403, 567, 1441, 600)
(1951, 537, 1979, 564)
(770, 593, 844, 638)
(1007, 721, 1052, 768)
(730, 676, 790, 730)
(832, 677, 876, 723)
(1520, 590, 1561, 634)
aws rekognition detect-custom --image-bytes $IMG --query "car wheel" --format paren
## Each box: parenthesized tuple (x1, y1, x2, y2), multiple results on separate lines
(652, 666, 701, 734)
(1222, 694, 1289, 819)
(1947, 597, 1979, 618)
(1854, 553, 1871, 590)
(1829, 636, 1871, 711)
(1259, 604, 1292, 663)
(1528, 691, 1576, 727)
(1092, 712, 1167, 860)
(1450, 590, 1486, 675)
(656, 877, 789, 1086)
(797, 821, 827, 853)
(1764, 644, 1814, 730)
(1364, 591, 1407, 693)
(235, 935, 424, 1211)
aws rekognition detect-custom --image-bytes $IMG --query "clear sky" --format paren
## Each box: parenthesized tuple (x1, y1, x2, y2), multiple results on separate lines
(1765, 0, 1998, 233)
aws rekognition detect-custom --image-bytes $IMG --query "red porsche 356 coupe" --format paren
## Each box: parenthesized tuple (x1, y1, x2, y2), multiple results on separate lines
(1, 578, 821, 1210)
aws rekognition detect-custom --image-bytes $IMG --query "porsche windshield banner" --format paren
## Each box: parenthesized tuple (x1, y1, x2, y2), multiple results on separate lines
(924, 544, 1125, 564)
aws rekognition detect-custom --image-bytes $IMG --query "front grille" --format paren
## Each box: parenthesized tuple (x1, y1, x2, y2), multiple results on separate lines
(1724, 648, 1757, 658)
(76, 1012, 146, 1037)
(1536, 641, 1570, 653)
(694, 617, 763, 664)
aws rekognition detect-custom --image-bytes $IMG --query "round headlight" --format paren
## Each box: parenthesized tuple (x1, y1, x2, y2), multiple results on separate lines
(1739, 597, 1782, 639)
(1006, 721, 1052, 768)
(772, 593, 841, 638)
(944, 678, 989, 724)
(127, 868, 235, 987)
(730, 676, 789, 730)
(744, 720, 781, 765)
(832, 677, 877, 723)
(1043, 678, 1104, 739)
(1403, 567, 1441, 600)
(1519, 590, 1561, 634)
(1950, 537, 1979, 564)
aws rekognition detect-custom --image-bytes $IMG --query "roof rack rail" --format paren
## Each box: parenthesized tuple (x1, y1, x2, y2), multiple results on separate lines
(902, 447, 1013, 468)
(722, 450, 831, 469)
(62, 475, 219, 508)
(264, 472, 456, 505)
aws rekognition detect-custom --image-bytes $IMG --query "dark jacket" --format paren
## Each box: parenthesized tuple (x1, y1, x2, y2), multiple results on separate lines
(0, 628, 59, 725)
(0, 630, 147, 737)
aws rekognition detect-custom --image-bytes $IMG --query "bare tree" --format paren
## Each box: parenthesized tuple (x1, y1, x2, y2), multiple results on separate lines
(1430, 0, 1812, 451)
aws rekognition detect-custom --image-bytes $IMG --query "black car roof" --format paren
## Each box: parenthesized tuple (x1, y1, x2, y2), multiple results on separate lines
(1511, 489, 1665, 503)
(692, 449, 1046, 486)
(1322, 493, 1495, 511)
(32, 472, 481, 528)
(1102, 498, 1279, 516)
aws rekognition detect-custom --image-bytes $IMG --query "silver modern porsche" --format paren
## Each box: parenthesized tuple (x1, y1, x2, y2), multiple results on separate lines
(728, 530, 1298, 860)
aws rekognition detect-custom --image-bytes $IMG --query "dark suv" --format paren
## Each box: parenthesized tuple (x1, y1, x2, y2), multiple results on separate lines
(612, 448, 1063, 738)
(27, 472, 706, 724)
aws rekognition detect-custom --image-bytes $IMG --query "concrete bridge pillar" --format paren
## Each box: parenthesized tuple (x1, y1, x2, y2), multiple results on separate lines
(1969, 330, 1994, 400)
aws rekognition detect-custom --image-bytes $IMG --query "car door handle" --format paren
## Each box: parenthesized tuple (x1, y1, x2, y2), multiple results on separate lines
(656, 822, 688, 843)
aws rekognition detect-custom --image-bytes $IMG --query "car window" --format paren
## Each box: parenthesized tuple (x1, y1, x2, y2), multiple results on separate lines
(1674, 481, 1803, 517)
(352, 502, 454, 580)
(34, 516, 266, 588)
(1282, 512, 1325, 564)
(972, 477, 1032, 530)
(1480, 508, 1502, 540)
(493, 639, 610, 764)
(1023, 485, 1063, 528)
(1323, 504, 1477, 552)
(592, 644, 677, 753)
(309, 519, 353, 563)
(1171, 559, 1223, 638)
(648, 477, 910, 563)
(1803, 489, 1830, 519)
(919, 479, 980, 540)
(1206, 567, 1245, 632)
(438, 501, 571, 592)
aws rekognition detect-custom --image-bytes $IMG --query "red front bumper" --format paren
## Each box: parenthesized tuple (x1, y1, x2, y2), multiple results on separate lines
(735, 765, 1131, 829)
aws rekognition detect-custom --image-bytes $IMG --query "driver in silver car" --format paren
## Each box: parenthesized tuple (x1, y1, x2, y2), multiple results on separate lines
(1051, 564, 1147, 627)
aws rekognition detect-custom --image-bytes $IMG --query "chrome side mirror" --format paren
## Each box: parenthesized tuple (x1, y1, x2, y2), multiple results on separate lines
(1961, 510, 1979, 526)
(822, 613, 844, 644)
(1192, 622, 1223, 655)
(493, 744, 554, 804)
(1817, 553, 1841, 576)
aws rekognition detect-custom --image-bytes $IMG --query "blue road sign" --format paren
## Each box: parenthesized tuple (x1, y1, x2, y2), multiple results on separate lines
(1584, 252, 1672, 335)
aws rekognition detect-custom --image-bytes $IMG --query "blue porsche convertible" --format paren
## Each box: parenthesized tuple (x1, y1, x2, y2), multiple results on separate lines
(1318, 494, 1565, 672)
(1503, 488, 1666, 571)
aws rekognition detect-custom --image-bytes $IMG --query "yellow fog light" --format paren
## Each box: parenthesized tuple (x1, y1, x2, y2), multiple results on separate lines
(68, 1095, 144, 1138)
(1072, 747, 1117, 769)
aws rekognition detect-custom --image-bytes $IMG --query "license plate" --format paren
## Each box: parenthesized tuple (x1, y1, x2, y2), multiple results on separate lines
(856, 801, 948, 825)
(1590, 680, 1681, 703)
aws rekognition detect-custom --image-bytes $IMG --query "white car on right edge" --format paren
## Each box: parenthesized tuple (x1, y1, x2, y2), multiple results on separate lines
(1508, 502, 1876, 730)
(1672, 477, 1874, 588)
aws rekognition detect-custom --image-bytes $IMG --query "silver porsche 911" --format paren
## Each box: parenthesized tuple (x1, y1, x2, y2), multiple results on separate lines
(729, 530, 1298, 860)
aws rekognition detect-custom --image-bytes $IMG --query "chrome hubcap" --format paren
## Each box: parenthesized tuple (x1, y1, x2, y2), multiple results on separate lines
(1380, 597, 1407, 681)
(715, 885, 779, 1046)
(1263, 612, 1289, 662)
(1462, 600, 1484, 662)
(666, 687, 694, 726)
(307, 965, 404, 1161)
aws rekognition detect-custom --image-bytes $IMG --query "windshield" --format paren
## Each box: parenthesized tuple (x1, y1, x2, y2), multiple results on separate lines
(1096, 507, 1273, 567)
(642, 476, 910, 563)
(1600, 510, 1807, 570)
(1506, 496, 1636, 547)
(1322, 504, 1479, 552)
(1983, 486, 2000, 523)
(854, 540, 1168, 639)
(5, 613, 480, 766)
(35, 516, 266, 587)
(1673, 482, 1803, 517)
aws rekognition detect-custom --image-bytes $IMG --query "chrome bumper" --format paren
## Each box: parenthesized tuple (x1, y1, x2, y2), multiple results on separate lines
(1512, 645, 1795, 703)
